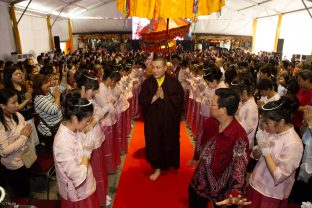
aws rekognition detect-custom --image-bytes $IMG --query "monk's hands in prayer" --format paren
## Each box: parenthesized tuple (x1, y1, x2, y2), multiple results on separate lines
(155, 87, 162, 98)
(215, 194, 251, 207)
(158, 87, 164, 99)
(187, 160, 197, 169)
(151, 87, 162, 103)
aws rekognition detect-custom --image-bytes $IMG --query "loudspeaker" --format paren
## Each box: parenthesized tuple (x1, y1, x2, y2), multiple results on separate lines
(277, 38, 284, 57)
(54, 36, 60, 50)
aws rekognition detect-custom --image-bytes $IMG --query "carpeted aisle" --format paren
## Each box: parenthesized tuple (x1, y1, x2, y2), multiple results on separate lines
(113, 121, 195, 208)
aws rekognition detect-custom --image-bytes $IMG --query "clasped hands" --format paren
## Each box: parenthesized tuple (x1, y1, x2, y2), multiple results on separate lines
(155, 87, 164, 99)
(255, 129, 270, 156)
(151, 87, 164, 104)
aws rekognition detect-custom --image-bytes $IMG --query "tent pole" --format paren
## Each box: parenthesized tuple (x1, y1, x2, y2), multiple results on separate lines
(17, 0, 32, 24)
(52, 7, 65, 27)
(238, 0, 273, 12)
(166, 18, 169, 54)
(257, 6, 312, 19)
(274, 14, 282, 52)
(302, 0, 312, 19)
(9, 4, 22, 54)
(68, 19, 74, 53)
(251, 18, 257, 54)
(47, 15, 55, 50)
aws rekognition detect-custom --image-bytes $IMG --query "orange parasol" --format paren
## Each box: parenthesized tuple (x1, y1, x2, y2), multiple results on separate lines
(141, 39, 177, 53)
(139, 18, 190, 43)
(117, 0, 225, 53)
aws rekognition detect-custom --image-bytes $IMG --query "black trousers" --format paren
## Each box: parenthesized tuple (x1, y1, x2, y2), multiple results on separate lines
(4, 166, 30, 197)
(188, 185, 210, 208)
(37, 130, 54, 152)
(188, 185, 236, 208)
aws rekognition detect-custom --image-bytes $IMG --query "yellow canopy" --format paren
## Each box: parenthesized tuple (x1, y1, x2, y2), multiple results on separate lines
(117, 0, 225, 19)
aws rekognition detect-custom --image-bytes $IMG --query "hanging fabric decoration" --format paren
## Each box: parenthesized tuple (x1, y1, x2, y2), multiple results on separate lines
(192, 0, 199, 22)
(125, 0, 130, 18)
(117, 0, 225, 19)
(149, 19, 153, 31)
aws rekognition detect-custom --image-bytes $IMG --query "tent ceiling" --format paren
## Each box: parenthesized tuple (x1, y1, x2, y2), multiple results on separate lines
(7, 0, 311, 19)
(1, 0, 311, 33)
(11, 0, 124, 19)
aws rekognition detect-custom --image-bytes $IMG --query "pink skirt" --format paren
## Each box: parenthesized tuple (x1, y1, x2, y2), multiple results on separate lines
(90, 147, 108, 206)
(126, 102, 132, 135)
(132, 87, 140, 118)
(102, 125, 119, 174)
(112, 123, 121, 166)
(186, 98, 194, 126)
(191, 102, 200, 135)
(247, 186, 288, 208)
(61, 190, 99, 208)
(195, 115, 207, 139)
(131, 93, 136, 118)
(184, 90, 190, 116)
(120, 111, 128, 154)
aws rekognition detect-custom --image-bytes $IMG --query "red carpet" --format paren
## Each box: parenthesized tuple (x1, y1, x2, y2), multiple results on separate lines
(113, 121, 195, 208)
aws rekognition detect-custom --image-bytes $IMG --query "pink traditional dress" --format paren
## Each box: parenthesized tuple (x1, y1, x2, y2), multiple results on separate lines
(112, 84, 130, 154)
(178, 67, 191, 116)
(124, 75, 134, 135)
(129, 69, 141, 118)
(186, 74, 196, 127)
(248, 127, 303, 208)
(53, 124, 99, 208)
(197, 81, 210, 139)
(236, 97, 259, 148)
(95, 82, 119, 174)
(192, 76, 205, 137)
(89, 99, 108, 206)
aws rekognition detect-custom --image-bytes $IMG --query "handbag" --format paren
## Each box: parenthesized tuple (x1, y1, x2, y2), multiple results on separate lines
(20, 144, 37, 168)
(39, 115, 61, 137)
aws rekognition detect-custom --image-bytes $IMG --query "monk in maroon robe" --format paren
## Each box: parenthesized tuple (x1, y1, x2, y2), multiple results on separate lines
(139, 56, 184, 181)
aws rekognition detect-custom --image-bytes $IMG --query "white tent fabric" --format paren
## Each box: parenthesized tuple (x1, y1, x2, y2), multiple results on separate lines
(52, 19, 69, 41)
(280, 10, 312, 59)
(253, 15, 278, 54)
(16, 13, 50, 56)
(0, 2, 16, 61)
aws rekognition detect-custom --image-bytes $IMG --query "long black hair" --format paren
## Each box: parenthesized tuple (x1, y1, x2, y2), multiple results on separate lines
(3, 65, 21, 89)
(203, 66, 223, 82)
(261, 96, 299, 124)
(230, 74, 255, 96)
(63, 90, 94, 121)
(0, 89, 18, 131)
(75, 69, 99, 91)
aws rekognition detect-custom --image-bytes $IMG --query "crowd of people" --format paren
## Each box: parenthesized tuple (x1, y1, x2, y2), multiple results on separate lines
(0, 47, 311, 208)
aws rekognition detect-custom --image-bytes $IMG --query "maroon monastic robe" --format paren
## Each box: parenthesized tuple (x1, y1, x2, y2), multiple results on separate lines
(139, 74, 184, 170)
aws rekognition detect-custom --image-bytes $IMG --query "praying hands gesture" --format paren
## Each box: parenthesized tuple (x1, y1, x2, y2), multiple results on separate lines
(151, 87, 164, 104)
(157, 87, 164, 99)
